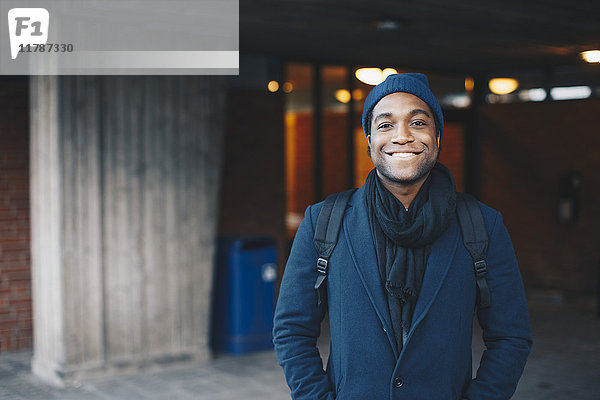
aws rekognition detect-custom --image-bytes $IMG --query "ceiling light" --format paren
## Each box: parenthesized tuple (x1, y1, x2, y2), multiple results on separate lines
(282, 82, 293, 93)
(550, 86, 592, 101)
(464, 77, 474, 93)
(355, 68, 398, 86)
(267, 80, 279, 92)
(486, 94, 500, 104)
(518, 88, 547, 102)
(488, 78, 519, 95)
(355, 68, 383, 85)
(580, 50, 600, 63)
(382, 68, 398, 80)
(441, 94, 471, 108)
(352, 89, 364, 101)
(335, 89, 351, 104)
(377, 20, 400, 30)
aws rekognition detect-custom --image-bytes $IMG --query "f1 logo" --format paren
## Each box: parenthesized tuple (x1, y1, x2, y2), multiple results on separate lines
(7, 8, 49, 60)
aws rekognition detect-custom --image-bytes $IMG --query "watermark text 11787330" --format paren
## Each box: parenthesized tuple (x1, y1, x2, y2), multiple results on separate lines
(1, 1, 239, 75)
(19, 43, 74, 53)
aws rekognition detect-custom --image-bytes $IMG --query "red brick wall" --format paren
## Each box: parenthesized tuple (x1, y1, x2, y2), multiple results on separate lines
(438, 122, 465, 192)
(0, 78, 32, 352)
(479, 99, 600, 295)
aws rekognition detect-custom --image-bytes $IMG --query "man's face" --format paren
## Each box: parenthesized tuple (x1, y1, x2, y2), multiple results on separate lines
(367, 92, 440, 186)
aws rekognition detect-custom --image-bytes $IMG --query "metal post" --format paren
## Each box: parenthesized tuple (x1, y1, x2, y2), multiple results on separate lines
(347, 66, 356, 189)
(464, 74, 485, 197)
(313, 64, 323, 202)
(597, 262, 600, 318)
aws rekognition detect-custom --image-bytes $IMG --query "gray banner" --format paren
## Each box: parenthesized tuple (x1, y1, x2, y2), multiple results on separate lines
(1, 0, 239, 75)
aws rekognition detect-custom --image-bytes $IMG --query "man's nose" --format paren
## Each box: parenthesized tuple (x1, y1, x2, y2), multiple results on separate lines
(391, 126, 414, 144)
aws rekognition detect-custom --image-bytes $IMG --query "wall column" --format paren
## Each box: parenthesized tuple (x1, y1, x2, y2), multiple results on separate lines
(30, 76, 225, 385)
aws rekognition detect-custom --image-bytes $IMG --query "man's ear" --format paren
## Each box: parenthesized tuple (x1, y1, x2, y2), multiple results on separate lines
(436, 131, 441, 148)
(367, 134, 371, 146)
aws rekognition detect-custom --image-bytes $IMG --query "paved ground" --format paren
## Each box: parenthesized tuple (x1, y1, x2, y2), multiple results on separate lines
(0, 299, 598, 399)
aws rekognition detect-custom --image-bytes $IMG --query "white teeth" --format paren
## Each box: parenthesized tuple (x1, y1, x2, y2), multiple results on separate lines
(390, 152, 416, 158)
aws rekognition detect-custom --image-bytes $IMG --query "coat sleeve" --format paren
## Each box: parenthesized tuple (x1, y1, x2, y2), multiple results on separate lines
(273, 205, 334, 400)
(464, 211, 533, 400)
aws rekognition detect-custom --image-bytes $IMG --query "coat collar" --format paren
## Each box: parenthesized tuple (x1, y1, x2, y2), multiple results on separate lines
(343, 185, 460, 358)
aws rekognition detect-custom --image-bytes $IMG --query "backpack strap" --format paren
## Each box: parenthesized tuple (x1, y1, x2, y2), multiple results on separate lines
(456, 193, 491, 309)
(313, 189, 356, 307)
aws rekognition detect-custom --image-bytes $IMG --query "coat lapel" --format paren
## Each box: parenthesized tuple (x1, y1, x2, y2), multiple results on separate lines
(343, 187, 399, 357)
(407, 217, 460, 343)
(342, 186, 461, 357)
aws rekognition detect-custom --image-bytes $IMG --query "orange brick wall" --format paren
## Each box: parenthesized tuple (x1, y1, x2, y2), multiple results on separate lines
(322, 111, 350, 197)
(285, 111, 315, 216)
(0, 78, 32, 352)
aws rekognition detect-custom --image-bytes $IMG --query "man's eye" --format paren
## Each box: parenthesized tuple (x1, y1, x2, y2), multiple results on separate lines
(411, 120, 426, 126)
(378, 123, 392, 129)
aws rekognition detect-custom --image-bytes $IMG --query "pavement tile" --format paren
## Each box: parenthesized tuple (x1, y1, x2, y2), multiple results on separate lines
(87, 379, 149, 398)
(0, 301, 598, 400)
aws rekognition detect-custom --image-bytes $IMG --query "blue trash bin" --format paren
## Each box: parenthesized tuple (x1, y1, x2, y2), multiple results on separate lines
(212, 236, 278, 355)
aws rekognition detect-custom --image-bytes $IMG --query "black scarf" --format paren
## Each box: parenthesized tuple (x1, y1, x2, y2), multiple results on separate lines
(365, 162, 456, 351)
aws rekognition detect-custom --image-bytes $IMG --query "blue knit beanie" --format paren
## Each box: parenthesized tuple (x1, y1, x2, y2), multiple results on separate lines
(361, 73, 444, 139)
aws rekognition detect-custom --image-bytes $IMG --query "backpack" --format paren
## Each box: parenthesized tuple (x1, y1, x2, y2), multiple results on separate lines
(313, 190, 491, 309)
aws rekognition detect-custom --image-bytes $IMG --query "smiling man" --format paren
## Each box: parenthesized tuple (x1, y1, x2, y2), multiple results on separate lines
(273, 73, 532, 400)
(367, 90, 440, 205)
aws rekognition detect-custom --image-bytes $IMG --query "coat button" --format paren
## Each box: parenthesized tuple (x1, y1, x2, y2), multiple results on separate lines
(393, 377, 404, 387)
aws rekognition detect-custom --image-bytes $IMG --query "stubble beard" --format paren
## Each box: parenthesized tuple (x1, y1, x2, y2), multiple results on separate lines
(375, 151, 439, 186)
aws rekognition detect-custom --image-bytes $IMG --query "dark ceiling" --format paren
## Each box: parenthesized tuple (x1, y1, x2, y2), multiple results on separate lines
(240, 0, 600, 74)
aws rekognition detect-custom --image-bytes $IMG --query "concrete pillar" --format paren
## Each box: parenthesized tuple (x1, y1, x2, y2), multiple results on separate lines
(30, 76, 225, 386)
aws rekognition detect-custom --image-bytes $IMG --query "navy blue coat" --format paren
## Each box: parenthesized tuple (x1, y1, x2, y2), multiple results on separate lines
(273, 186, 532, 400)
